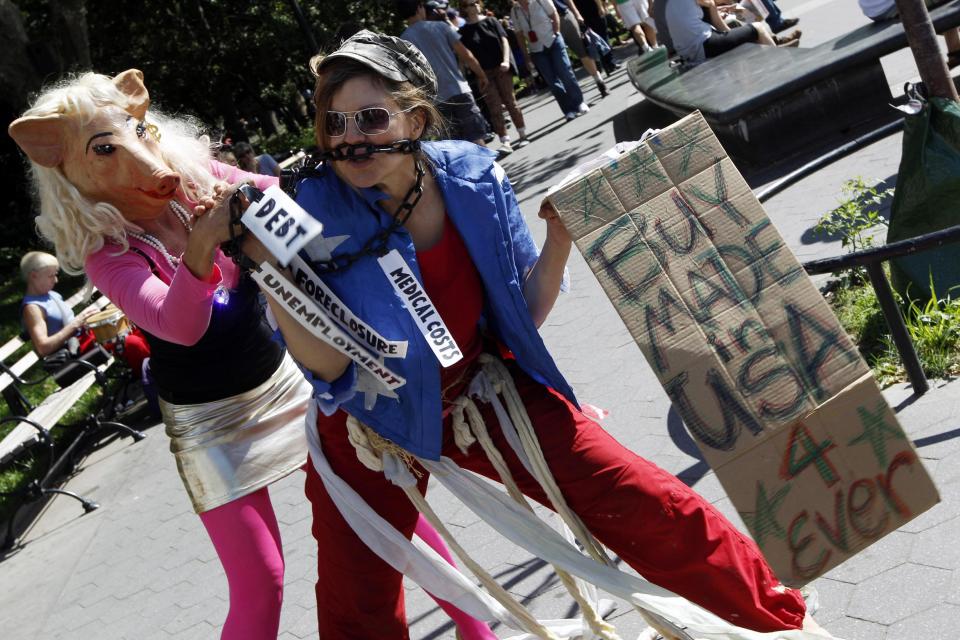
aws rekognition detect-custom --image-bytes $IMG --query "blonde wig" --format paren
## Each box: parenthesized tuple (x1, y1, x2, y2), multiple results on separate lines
(18, 72, 217, 274)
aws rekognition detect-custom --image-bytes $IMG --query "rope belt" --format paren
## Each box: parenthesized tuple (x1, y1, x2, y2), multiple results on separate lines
(347, 354, 673, 640)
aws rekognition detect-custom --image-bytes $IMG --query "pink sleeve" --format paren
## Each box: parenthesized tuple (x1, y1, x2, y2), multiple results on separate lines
(85, 246, 223, 346)
(210, 159, 279, 191)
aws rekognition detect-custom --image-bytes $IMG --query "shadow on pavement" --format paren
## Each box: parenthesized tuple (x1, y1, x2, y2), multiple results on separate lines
(797, 173, 897, 246)
(666, 406, 709, 488)
(914, 426, 960, 448)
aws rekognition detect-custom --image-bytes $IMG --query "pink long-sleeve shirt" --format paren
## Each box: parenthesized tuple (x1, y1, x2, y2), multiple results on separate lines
(85, 161, 278, 346)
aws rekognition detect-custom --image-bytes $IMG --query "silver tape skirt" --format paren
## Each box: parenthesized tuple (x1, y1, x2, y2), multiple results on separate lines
(161, 353, 311, 513)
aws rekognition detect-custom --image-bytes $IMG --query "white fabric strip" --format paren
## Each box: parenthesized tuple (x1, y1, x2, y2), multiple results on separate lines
(378, 249, 464, 367)
(253, 263, 405, 389)
(289, 254, 408, 358)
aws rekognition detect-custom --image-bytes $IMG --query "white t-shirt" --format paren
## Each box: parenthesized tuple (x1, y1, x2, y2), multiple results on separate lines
(858, 0, 895, 19)
(511, 0, 558, 53)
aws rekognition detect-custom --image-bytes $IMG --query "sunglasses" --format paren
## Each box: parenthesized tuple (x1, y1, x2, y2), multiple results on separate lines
(325, 106, 416, 138)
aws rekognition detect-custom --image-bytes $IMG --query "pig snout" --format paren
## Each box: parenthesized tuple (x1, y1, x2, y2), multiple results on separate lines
(154, 172, 180, 197)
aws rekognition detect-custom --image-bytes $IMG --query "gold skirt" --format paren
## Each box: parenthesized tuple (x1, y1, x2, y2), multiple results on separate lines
(161, 353, 311, 513)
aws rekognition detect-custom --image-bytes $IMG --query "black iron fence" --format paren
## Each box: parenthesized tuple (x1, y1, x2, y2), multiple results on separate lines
(800, 223, 960, 396)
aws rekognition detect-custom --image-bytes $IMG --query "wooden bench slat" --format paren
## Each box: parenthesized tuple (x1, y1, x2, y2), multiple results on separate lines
(0, 338, 25, 362)
(0, 358, 113, 465)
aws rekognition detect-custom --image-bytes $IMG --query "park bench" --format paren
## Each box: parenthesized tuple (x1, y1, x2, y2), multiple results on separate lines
(0, 288, 145, 549)
(627, 1, 960, 164)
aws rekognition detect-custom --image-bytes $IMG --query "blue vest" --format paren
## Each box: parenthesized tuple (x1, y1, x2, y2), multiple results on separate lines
(293, 141, 577, 459)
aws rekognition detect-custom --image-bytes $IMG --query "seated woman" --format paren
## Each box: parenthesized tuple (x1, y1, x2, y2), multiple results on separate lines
(859, 0, 960, 67)
(20, 250, 150, 386)
(666, 0, 799, 65)
(21, 251, 96, 358)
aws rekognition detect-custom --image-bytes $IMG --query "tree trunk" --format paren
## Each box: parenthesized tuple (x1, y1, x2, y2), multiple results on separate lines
(895, 0, 959, 101)
(0, 0, 42, 112)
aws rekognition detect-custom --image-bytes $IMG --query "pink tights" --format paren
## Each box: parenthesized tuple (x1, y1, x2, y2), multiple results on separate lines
(414, 517, 499, 640)
(200, 487, 495, 639)
(200, 487, 285, 640)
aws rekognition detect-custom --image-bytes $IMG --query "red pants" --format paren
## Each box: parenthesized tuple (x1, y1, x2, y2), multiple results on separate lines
(305, 360, 805, 638)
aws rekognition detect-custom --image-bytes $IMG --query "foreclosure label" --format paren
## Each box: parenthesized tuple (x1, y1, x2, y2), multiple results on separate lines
(289, 255, 408, 359)
(252, 262, 405, 390)
(377, 249, 463, 367)
(242, 185, 324, 267)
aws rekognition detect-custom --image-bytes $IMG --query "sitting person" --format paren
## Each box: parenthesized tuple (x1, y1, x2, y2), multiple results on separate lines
(21, 251, 106, 386)
(21, 251, 150, 387)
(859, 0, 960, 68)
(666, 0, 799, 65)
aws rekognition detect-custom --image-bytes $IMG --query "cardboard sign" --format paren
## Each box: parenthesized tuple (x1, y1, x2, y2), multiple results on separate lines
(242, 185, 324, 266)
(547, 111, 939, 586)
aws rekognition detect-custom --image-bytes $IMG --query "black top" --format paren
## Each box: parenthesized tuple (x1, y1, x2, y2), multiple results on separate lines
(459, 17, 508, 71)
(131, 248, 284, 405)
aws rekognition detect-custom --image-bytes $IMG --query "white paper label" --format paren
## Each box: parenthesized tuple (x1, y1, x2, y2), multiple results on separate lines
(241, 185, 324, 267)
(252, 263, 405, 390)
(377, 249, 463, 367)
(289, 255, 408, 359)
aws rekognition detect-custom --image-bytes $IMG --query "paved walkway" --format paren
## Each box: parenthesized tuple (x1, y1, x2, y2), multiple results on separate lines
(3, 2, 960, 638)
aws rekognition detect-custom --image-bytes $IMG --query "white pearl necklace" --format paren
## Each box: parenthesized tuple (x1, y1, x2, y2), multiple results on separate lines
(128, 200, 193, 269)
(128, 200, 231, 306)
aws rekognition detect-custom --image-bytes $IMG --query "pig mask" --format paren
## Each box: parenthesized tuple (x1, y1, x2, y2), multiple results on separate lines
(8, 69, 182, 224)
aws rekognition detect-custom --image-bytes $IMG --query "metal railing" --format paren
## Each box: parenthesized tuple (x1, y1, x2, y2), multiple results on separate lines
(801, 223, 960, 396)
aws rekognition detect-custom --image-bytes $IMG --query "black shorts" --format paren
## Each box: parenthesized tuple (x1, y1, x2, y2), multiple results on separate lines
(437, 92, 489, 143)
(702, 25, 759, 59)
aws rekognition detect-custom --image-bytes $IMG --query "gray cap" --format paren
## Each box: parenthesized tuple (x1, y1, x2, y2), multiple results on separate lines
(312, 30, 438, 100)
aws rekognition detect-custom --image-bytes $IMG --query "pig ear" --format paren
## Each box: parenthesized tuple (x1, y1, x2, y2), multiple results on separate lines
(113, 69, 150, 119)
(8, 115, 67, 168)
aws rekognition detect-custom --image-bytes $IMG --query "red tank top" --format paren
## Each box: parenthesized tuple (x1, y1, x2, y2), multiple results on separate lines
(415, 215, 485, 402)
(316, 215, 485, 435)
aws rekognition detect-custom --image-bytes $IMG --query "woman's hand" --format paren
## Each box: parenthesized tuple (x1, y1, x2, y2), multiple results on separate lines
(181, 181, 249, 280)
(70, 307, 97, 331)
(190, 182, 240, 250)
(538, 200, 572, 248)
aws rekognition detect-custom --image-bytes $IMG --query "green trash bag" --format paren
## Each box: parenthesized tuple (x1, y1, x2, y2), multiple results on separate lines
(888, 94, 960, 301)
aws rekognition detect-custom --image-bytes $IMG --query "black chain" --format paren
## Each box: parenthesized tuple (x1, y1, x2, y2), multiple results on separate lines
(311, 157, 425, 274)
(221, 184, 263, 271)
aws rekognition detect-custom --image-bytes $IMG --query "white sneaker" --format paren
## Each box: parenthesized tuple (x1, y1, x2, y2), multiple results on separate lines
(578, 102, 590, 115)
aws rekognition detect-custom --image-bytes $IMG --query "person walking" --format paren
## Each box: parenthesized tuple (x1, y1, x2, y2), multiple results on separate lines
(398, 0, 491, 145)
(459, 0, 531, 151)
(615, 0, 659, 54)
(573, 0, 621, 74)
(248, 28, 832, 639)
(553, 0, 610, 96)
(511, 0, 589, 121)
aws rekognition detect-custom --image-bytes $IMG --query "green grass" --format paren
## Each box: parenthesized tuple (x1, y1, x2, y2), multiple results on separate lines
(825, 270, 960, 387)
(815, 176, 960, 387)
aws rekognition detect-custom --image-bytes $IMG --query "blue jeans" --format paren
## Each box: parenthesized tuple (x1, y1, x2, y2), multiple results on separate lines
(760, 0, 787, 31)
(531, 33, 583, 116)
